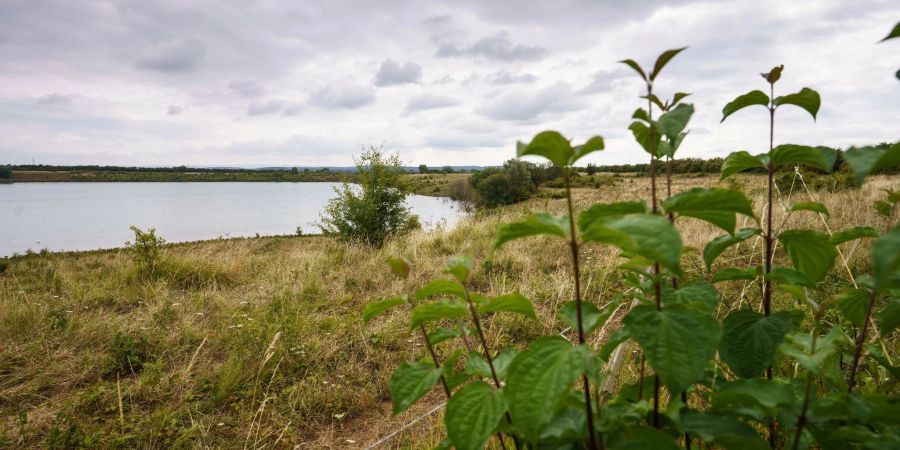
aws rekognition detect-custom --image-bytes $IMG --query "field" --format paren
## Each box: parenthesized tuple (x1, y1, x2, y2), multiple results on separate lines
(0, 173, 897, 448)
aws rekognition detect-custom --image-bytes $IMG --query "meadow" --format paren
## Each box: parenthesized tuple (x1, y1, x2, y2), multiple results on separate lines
(1, 172, 895, 448)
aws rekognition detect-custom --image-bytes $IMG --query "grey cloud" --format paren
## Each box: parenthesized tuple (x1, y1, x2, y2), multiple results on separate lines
(578, 70, 622, 94)
(373, 59, 423, 86)
(406, 94, 460, 111)
(480, 81, 584, 121)
(167, 105, 184, 115)
(488, 71, 538, 84)
(247, 99, 287, 116)
(437, 32, 545, 61)
(309, 84, 376, 109)
(37, 93, 74, 105)
(228, 80, 265, 98)
(283, 102, 303, 116)
(135, 38, 206, 73)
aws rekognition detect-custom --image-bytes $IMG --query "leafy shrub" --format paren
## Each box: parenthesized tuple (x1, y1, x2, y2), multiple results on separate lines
(365, 44, 900, 450)
(0, 165, 11, 178)
(469, 159, 538, 207)
(319, 146, 417, 247)
(108, 332, 153, 376)
(126, 226, 164, 277)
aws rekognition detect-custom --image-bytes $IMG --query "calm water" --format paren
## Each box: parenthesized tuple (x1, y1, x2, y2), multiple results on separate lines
(0, 182, 465, 256)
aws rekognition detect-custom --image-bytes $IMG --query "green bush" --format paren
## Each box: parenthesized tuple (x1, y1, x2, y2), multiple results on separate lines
(469, 159, 538, 207)
(126, 226, 164, 278)
(319, 146, 416, 247)
(0, 165, 11, 178)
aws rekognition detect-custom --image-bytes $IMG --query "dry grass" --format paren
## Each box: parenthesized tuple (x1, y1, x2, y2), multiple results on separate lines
(0, 173, 896, 448)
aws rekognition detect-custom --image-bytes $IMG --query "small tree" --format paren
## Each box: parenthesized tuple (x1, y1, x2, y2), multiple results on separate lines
(585, 163, 599, 175)
(320, 146, 416, 247)
(441, 165, 454, 174)
(0, 165, 11, 178)
(418, 164, 429, 174)
(126, 226, 165, 278)
(291, 167, 299, 175)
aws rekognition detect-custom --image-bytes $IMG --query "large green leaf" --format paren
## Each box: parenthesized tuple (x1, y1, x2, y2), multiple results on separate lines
(629, 120, 661, 157)
(720, 310, 795, 378)
(680, 410, 768, 450)
(428, 327, 461, 346)
(703, 228, 761, 270)
(721, 90, 769, 122)
(662, 187, 756, 234)
(789, 201, 829, 217)
(843, 143, 900, 185)
(663, 281, 719, 313)
(769, 144, 836, 172)
(711, 267, 759, 283)
(712, 379, 793, 421)
(571, 136, 605, 165)
(387, 256, 411, 279)
(650, 47, 688, 81)
(624, 304, 721, 394)
(655, 103, 694, 143)
(517, 131, 572, 167)
(477, 292, 536, 319)
(830, 226, 880, 245)
(504, 336, 585, 440)
(880, 21, 900, 42)
(494, 213, 570, 249)
(577, 201, 648, 231)
(445, 381, 506, 450)
(879, 300, 900, 335)
(774, 87, 821, 120)
(558, 301, 612, 334)
(835, 288, 869, 327)
(409, 299, 468, 330)
(780, 328, 845, 374)
(873, 227, 900, 289)
(720, 151, 767, 179)
(581, 214, 683, 274)
(363, 297, 407, 324)
(608, 426, 680, 450)
(447, 256, 473, 284)
(767, 266, 814, 288)
(390, 361, 444, 414)
(778, 230, 838, 283)
(619, 59, 648, 81)
(415, 279, 467, 300)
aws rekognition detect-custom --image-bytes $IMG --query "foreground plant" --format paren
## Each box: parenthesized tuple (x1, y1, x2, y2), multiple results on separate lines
(367, 37, 900, 450)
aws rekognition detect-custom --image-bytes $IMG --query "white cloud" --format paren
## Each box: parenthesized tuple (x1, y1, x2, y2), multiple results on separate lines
(0, 0, 896, 166)
(480, 81, 584, 121)
(167, 105, 183, 115)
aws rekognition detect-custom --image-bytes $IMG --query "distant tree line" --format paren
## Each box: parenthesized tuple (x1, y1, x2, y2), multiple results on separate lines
(417, 164, 456, 174)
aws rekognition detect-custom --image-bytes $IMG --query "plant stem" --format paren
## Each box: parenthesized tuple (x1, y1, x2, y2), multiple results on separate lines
(647, 82, 663, 430)
(765, 80, 777, 449)
(419, 325, 451, 397)
(461, 287, 516, 450)
(564, 168, 601, 450)
(791, 330, 819, 450)
(847, 288, 877, 392)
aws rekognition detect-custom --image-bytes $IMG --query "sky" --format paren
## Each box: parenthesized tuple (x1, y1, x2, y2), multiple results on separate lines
(0, 0, 898, 167)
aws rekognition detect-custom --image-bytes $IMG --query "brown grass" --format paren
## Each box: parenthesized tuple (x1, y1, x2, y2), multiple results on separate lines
(0, 173, 896, 448)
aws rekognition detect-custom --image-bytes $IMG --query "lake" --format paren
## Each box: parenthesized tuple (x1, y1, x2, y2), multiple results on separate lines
(0, 182, 466, 257)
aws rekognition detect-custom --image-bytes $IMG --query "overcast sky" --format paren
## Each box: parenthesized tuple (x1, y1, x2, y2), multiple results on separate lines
(1, 0, 898, 167)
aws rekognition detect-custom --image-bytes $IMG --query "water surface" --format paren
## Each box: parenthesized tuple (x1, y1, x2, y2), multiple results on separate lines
(0, 182, 465, 256)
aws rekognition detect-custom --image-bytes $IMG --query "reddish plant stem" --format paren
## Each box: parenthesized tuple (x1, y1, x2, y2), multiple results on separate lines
(564, 169, 602, 450)
(847, 289, 877, 392)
